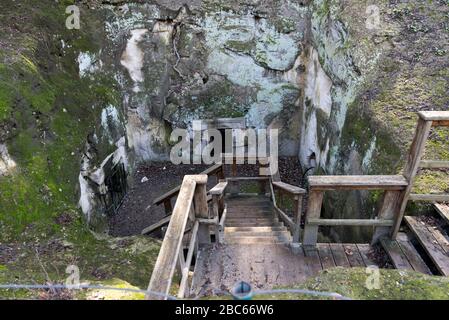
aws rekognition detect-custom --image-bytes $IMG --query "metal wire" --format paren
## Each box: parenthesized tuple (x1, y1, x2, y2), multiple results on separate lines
(0, 284, 177, 300)
(0, 284, 351, 300)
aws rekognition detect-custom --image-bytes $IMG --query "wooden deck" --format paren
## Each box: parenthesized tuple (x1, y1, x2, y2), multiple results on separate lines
(190, 195, 381, 297)
(191, 242, 379, 297)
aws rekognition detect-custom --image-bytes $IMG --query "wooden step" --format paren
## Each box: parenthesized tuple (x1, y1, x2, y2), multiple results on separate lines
(226, 217, 278, 224)
(435, 203, 449, 225)
(380, 235, 431, 274)
(225, 221, 284, 227)
(225, 226, 287, 233)
(224, 230, 291, 238)
(226, 211, 273, 217)
(225, 235, 291, 245)
(405, 216, 449, 276)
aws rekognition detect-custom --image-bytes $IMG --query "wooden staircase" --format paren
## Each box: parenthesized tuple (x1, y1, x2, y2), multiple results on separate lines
(224, 196, 291, 244)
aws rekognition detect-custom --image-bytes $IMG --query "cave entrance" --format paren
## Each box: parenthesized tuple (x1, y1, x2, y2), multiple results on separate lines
(199, 117, 246, 154)
(101, 157, 128, 216)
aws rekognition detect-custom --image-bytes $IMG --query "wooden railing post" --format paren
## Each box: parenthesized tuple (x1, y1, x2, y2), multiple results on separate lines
(163, 199, 173, 215)
(194, 179, 211, 245)
(372, 190, 402, 244)
(293, 195, 303, 243)
(212, 194, 221, 242)
(391, 116, 432, 238)
(302, 190, 324, 246)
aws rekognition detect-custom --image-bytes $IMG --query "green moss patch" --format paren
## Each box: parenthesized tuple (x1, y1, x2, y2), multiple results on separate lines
(263, 268, 449, 300)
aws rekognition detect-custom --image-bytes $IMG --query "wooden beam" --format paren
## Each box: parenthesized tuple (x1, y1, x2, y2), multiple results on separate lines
(303, 191, 324, 246)
(418, 111, 449, 122)
(147, 177, 197, 299)
(178, 221, 199, 298)
(307, 218, 394, 227)
(141, 215, 171, 235)
(293, 196, 303, 244)
(273, 206, 296, 231)
(391, 118, 432, 238)
(209, 181, 228, 195)
(193, 176, 210, 245)
(409, 194, 449, 202)
(226, 177, 270, 182)
(153, 165, 222, 205)
(308, 175, 408, 191)
(272, 181, 306, 195)
(434, 203, 449, 225)
(419, 160, 449, 169)
(372, 190, 402, 244)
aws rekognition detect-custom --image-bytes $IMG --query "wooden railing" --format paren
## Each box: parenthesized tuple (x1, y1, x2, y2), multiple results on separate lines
(141, 164, 224, 235)
(147, 174, 220, 299)
(302, 175, 409, 246)
(269, 180, 306, 243)
(391, 111, 449, 237)
(209, 180, 228, 243)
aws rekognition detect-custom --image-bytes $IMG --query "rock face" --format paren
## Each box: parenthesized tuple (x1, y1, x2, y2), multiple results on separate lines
(0, 0, 447, 238)
(100, 1, 309, 162)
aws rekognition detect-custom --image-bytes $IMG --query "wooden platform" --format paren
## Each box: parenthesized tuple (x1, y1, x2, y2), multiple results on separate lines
(405, 216, 449, 276)
(191, 242, 379, 297)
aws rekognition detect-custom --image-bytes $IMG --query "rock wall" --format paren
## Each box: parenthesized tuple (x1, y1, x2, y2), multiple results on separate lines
(0, 0, 447, 238)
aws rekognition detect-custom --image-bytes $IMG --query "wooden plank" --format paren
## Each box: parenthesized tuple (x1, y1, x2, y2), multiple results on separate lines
(404, 216, 449, 276)
(409, 194, 449, 202)
(200, 117, 246, 130)
(293, 196, 303, 243)
(391, 118, 432, 237)
(272, 181, 306, 194)
(434, 203, 449, 225)
(153, 164, 222, 205)
(343, 244, 365, 267)
(420, 160, 449, 169)
(317, 243, 336, 269)
(178, 221, 199, 298)
(329, 244, 351, 268)
(307, 219, 394, 227)
(432, 120, 449, 127)
(397, 240, 432, 275)
(141, 215, 171, 235)
(194, 179, 210, 245)
(303, 191, 324, 246)
(372, 190, 402, 244)
(147, 177, 197, 299)
(303, 246, 323, 275)
(418, 111, 449, 121)
(274, 206, 296, 231)
(380, 239, 414, 271)
(209, 181, 228, 195)
(356, 244, 377, 267)
(226, 177, 270, 182)
(426, 224, 449, 254)
(308, 175, 408, 191)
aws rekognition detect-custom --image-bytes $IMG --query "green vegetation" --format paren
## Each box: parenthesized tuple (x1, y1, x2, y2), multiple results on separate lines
(266, 268, 449, 300)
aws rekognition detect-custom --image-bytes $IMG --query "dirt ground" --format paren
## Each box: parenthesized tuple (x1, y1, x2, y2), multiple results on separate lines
(109, 157, 303, 237)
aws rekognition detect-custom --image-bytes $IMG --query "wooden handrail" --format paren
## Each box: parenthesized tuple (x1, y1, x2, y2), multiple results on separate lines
(210, 181, 228, 243)
(147, 175, 208, 300)
(153, 164, 224, 206)
(272, 181, 306, 194)
(391, 111, 449, 238)
(269, 178, 304, 243)
(308, 175, 408, 191)
(303, 175, 411, 246)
